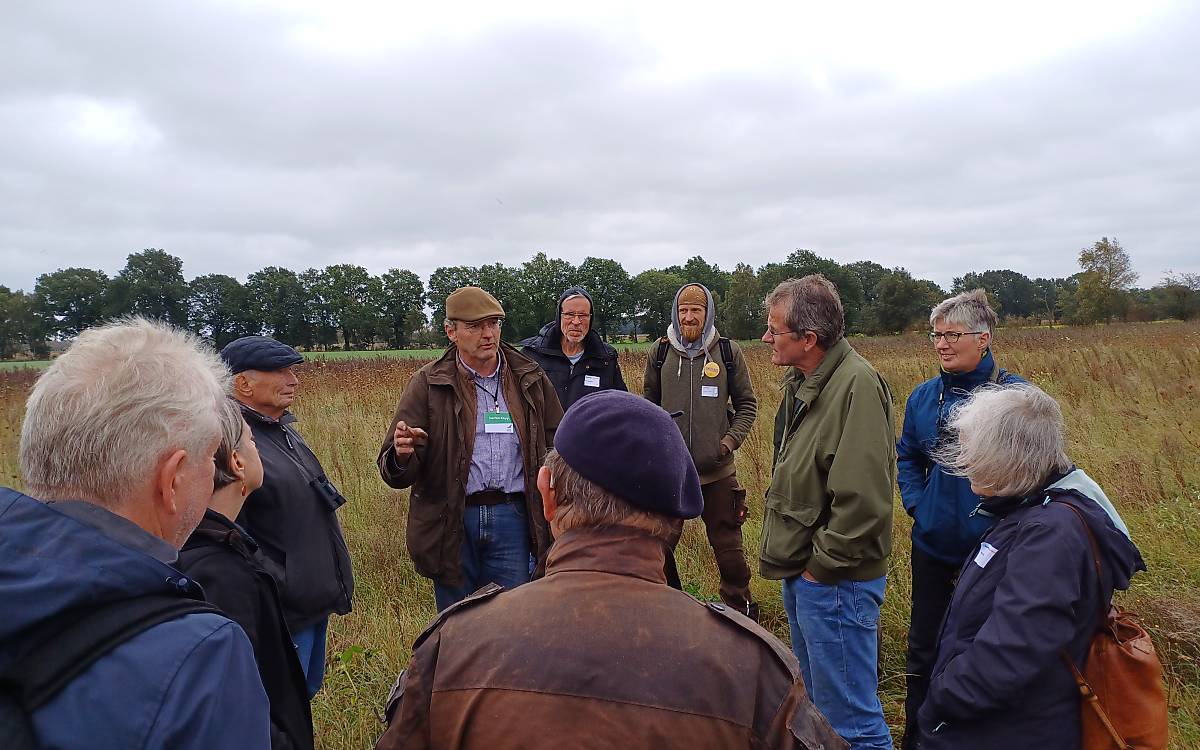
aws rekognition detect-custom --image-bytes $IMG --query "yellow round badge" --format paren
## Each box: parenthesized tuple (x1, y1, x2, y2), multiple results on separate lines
(703, 361, 721, 378)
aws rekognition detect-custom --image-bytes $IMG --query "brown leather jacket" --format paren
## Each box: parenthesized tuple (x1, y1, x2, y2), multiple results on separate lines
(377, 342, 563, 587)
(376, 526, 847, 750)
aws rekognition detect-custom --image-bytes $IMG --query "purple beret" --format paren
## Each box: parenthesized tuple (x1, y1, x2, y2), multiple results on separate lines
(220, 336, 304, 374)
(554, 390, 703, 519)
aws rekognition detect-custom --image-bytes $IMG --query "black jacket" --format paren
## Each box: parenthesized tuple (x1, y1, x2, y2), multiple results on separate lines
(237, 404, 354, 631)
(179, 509, 314, 750)
(520, 325, 626, 412)
(917, 469, 1145, 750)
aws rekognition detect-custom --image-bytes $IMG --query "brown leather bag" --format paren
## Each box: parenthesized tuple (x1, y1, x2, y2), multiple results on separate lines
(1058, 502, 1168, 750)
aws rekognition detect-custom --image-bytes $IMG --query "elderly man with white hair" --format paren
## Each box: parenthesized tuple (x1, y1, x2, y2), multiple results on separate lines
(0, 318, 270, 748)
(916, 383, 1149, 750)
(894, 288, 1024, 749)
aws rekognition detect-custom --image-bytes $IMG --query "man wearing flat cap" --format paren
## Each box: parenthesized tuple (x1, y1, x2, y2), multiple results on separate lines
(375, 390, 846, 750)
(377, 287, 563, 611)
(222, 335, 354, 699)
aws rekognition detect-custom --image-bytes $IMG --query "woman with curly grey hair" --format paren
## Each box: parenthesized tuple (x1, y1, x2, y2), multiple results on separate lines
(915, 383, 1145, 750)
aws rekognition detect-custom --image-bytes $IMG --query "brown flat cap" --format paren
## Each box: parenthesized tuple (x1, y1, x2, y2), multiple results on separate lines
(446, 286, 505, 322)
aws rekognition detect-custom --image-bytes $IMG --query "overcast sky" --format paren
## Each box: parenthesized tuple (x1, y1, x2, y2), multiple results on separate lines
(2, 0, 1197, 294)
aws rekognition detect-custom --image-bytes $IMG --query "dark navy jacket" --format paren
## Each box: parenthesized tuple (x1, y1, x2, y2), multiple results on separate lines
(897, 350, 1023, 565)
(520, 324, 627, 412)
(0, 488, 270, 749)
(916, 469, 1145, 750)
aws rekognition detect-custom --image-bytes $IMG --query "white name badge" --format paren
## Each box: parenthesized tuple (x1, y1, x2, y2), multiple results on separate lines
(584, 375, 601, 388)
(484, 411, 515, 434)
(973, 542, 998, 568)
(701, 385, 720, 398)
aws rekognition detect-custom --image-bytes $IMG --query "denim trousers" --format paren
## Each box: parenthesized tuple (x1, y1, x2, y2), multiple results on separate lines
(782, 574, 893, 750)
(292, 617, 329, 699)
(433, 501, 533, 612)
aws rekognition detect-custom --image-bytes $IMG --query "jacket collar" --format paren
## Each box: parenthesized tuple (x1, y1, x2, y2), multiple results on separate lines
(184, 508, 260, 557)
(238, 402, 298, 427)
(545, 525, 669, 584)
(784, 337, 853, 409)
(939, 349, 999, 391)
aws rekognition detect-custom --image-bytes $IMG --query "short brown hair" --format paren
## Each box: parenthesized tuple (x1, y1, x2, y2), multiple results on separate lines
(764, 275, 845, 349)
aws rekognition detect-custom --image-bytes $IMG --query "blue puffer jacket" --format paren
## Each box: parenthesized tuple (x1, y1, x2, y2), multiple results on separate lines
(917, 469, 1145, 750)
(0, 488, 271, 749)
(897, 351, 1023, 565)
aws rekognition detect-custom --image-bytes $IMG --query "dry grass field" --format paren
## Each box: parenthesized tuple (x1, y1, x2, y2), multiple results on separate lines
(2, 321, 1198, 748)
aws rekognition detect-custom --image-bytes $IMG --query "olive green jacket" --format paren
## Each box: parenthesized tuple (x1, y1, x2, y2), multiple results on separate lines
(759, 338, 896, 583)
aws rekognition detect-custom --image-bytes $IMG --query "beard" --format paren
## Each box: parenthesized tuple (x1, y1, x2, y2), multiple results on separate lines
(680, 321, 704, 342)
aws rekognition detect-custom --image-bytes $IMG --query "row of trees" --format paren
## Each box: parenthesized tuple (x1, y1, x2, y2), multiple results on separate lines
(1, 238, 1196, 358)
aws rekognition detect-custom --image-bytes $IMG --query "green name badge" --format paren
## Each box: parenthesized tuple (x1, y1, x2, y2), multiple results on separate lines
(484, 411, 515, 434)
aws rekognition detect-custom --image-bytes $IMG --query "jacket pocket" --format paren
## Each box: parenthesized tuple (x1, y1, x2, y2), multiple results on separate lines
(761, 494, 819, 565)
(405, 494, 448, 578)
(692, 437, 724, 475)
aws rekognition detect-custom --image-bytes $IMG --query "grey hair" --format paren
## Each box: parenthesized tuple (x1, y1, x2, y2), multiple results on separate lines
(543, 450, 674, 541)
(764, 275, 845, 349)
(934, 383, 1071, 498)
(930, 288, 998, 335)
(213, 399, 246, 491)
(20, 317, 230, 508)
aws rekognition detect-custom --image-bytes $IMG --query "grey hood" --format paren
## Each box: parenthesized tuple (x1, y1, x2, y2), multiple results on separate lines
(668, 283, 718, 360)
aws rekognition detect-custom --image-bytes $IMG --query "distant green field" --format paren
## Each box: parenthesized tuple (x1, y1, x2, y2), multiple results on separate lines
(0, 339, 761, 371)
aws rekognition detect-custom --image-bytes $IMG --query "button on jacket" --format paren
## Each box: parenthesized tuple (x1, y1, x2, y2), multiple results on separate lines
(238, 405, 354, 632)
(376, 526, 847, 750)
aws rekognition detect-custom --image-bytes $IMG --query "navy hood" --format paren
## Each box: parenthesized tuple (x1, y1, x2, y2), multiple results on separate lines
(521, 286, 601, 355)
(0, 488, 200, 666)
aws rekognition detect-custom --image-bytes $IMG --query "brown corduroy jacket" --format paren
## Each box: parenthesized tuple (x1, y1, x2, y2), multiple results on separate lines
(377, 342, 563, 587)
(375, 526, 848, 750)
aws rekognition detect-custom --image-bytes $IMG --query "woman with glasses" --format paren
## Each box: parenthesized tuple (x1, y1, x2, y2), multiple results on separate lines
(520, 286, 627, 412)
(895, 289, 1024, 750)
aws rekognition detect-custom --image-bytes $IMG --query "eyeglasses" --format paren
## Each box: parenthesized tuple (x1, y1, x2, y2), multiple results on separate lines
(561, 312, 591, 321)
(929, 330, 986, 343)
(460, 318, 503, 333)
(764, 326, 805, 338)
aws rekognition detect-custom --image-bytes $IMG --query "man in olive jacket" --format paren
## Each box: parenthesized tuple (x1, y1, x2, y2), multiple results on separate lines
(643, 282, 758, 618)
(378, 287, 563, 611)
(760, 276, 896, 750)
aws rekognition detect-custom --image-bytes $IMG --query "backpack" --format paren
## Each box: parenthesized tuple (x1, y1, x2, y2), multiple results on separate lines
(1055, 501, 1168, 750)
(654, 336, 736, 380)
(0, 594, 220, 750)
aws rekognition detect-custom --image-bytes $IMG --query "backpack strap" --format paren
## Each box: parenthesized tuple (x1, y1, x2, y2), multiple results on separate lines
(1, 595, 221, 712)
(653, 338, 669, 370)
(718, 337, 735, 379)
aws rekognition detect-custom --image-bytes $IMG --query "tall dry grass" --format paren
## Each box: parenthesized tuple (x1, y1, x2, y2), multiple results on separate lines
(1, 322, 1197, 748)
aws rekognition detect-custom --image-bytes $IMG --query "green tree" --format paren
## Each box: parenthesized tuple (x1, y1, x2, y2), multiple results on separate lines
(1074, 237, 1137, 323)
(1032, 277, 1070, 324)
(246, 266, 309, 346)
(577, 257, 633, 339)
(632, 269, 685, 337)
(517, 253, 577, 340)
(187, 274, 260, 348)
(1151, 272, 1200, 320)
(475, 264, 525, 340)
(314, 264, 377, 349)
(717, 263, 764, 339)
(107, 249, 189, 325)
(952, 270, 1039, 319)
(757, 249, 866, 333)
(377, 269, 426, 348)
(300, 268, 338, 349)
(427, 266, 479, 327)
(34, 267, 110, 338)
(865, 269, 941, 334)
(679, 255, 731, 300)
(0, 287, 50, 358)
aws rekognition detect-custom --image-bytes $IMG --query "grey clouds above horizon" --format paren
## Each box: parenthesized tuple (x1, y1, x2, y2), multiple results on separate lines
(2, 1, 1198, 294)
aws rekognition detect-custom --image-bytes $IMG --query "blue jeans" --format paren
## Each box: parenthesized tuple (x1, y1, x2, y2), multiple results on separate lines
(782, 574, 892, 750)
(292, 618, 328, 699)
(433, 501, 533, 612)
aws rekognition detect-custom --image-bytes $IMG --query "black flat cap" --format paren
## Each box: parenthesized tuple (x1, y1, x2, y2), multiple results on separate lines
(554, 390, 703, 519)
(220, 336, 304, 374)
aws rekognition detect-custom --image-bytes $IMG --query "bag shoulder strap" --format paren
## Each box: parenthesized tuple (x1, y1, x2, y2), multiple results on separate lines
(2, 595, 221, 712)
(718, 337, 735, 379)
(654, 339, 670, 370)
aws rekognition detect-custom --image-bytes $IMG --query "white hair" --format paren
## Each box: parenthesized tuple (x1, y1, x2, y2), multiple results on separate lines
(935, 382, 1071, 498)
(930, 288, 999, 334)
(20, 317, 230, 507)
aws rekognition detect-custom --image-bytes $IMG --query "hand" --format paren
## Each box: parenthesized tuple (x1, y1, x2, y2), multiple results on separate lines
(393, 421, 428, 458)
(801, 570, 819, 583)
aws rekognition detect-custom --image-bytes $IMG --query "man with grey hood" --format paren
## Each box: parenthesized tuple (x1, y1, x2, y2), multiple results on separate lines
(643, 282, 759, 620)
